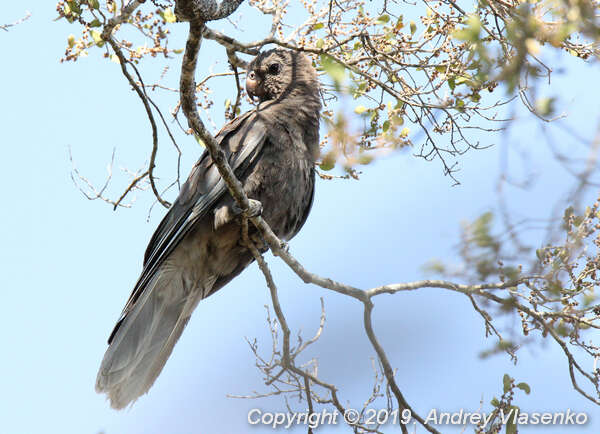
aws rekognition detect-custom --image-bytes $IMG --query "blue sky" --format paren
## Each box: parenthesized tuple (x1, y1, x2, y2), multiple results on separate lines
(1, 2, 599, 434)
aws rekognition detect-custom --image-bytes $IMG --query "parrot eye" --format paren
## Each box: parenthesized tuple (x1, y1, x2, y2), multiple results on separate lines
(248, 71, 256, 80)
(267, 63, 281, 75)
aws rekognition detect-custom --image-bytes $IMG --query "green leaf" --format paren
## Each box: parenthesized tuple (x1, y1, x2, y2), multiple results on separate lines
(320, 55, 346, 85)
(448, 76, 456, 91)
(161, 8, 177, 23)
(503, 374, 512, 393)
(423, 259, 445, 274)
(490, 397, 500, 407)
(452, 14, 481, 42)
(506, 406, 519, 434)
(319, 155, 335, 171)
(376, 14, 390, 25)
(89, 0, 100, 9)
(316, 38, 324, 49)
(516, 382, 531, 394)
(506, 416, 517, 434)
(535, 248, 543, 260)
(394, 16, 404, 31)
(382, 120, 390, 132)
(503, 266, 520, 281)
(354, 105, 368, 115)
(67, 1, 82, 15)
(563, 206, 575, 224)
(391, 114, 403, 126)
(535, 97, 555, 116)
(312, 22, 324, 31)
(583, 294, 596, 306)
(89, 19, 101, 28)
(358, 154, 373, 165)
(410, 21, 417, 35)
(90, 30, 104, 47)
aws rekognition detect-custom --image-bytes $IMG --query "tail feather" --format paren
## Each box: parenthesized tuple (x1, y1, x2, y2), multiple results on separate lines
(96, 265, 211, 409)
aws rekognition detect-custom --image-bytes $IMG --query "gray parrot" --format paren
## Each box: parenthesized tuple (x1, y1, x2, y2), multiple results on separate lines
(96, 49, 321, 409)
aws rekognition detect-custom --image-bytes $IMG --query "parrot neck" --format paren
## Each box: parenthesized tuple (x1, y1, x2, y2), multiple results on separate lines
(256, 91, 320, 161)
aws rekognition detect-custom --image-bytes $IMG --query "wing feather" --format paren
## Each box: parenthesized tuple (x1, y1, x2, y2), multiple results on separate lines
(97, 111, 268, 408)
(107, 111, 267, 344)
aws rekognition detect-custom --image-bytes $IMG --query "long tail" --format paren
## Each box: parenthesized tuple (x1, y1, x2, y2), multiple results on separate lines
(95, 264, 211, 409)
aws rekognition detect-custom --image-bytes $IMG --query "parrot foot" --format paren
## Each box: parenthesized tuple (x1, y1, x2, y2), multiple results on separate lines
(233, 199, 263, 219)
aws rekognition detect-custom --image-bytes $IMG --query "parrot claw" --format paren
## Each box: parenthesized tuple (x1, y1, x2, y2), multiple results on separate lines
(279, 241, 289, 252)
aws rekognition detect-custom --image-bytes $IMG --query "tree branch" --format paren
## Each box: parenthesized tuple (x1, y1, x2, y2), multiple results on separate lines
(172, 0, 600, 428)
(0, 11, 31, 32)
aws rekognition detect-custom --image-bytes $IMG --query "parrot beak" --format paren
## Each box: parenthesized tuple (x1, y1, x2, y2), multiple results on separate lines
(246, 70, 264, 100)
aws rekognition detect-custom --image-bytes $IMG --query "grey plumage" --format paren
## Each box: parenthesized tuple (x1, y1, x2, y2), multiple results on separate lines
(96, 49, 321, 409)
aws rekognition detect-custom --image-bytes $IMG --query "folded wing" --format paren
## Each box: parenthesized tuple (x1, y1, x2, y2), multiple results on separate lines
(96, 111, 267, 409)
